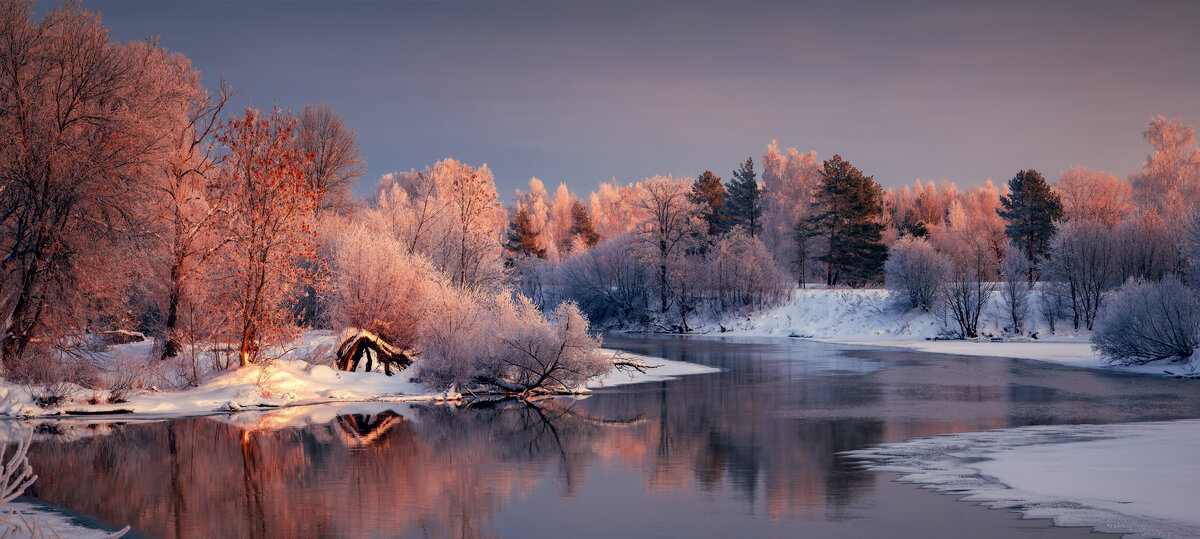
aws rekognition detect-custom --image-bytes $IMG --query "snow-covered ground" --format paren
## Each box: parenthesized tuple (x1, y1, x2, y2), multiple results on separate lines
(0, 332, 717, 419)
(697, 288, 1196, 377)
(843, 419, 1200, 538)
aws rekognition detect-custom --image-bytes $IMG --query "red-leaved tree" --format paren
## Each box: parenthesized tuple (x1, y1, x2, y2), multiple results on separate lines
(210, 107, 323, 367)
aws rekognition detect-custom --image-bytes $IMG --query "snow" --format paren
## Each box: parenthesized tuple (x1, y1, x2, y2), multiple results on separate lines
(697, 287, 1195, 377)
(588, 352, 720, 388)
(843, 419, 1200, 538)
(0, 333, 715, 418)
(0, 499, 128, 538)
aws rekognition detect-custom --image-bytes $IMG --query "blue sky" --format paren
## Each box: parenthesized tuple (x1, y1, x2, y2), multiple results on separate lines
(60, 0, 1200, 199)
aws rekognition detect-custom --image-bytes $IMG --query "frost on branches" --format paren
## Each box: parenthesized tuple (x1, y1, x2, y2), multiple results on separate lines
(209, 107, 325, 367)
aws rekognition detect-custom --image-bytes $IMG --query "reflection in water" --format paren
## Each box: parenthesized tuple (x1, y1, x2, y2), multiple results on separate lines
(20, 336, 1200, 538)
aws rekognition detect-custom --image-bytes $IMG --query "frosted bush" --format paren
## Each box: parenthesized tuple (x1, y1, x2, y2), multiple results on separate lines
(478, 296, 609, 393)
(329, 224, 441, 349)
(710, 230, 790, 313)
(885, 236, 950, 312)
(417, 287, 609, 393)
(1092, 276, 1200, 365)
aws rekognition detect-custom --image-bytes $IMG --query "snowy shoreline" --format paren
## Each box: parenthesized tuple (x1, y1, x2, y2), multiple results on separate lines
(842, 419, 1200, 539)
(694, 288, 1197, 378)
(0, 345, 718, 420)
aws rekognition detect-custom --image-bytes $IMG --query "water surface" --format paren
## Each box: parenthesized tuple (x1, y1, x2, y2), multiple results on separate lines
(20, 336, 1200, 537)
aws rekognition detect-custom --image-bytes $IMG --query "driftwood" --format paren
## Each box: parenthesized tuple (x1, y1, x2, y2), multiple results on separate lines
(612, 357, 659, 374)
(335, 330, 415, 376)
(101, 330, 145, 346)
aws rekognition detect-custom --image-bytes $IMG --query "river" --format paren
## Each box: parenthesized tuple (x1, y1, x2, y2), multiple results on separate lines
(16, 335, 1200, 538)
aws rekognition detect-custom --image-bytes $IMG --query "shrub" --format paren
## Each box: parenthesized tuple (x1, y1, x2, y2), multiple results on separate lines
(329, 224, 442, 350)
(1092, 276, 1200, 365)
(885, 236, 950, 312)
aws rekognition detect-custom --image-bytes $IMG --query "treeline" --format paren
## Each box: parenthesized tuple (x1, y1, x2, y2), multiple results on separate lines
(0, 2, 608, 395)
(885, 117, 1200, 365)
(504, 116, 1200, 366)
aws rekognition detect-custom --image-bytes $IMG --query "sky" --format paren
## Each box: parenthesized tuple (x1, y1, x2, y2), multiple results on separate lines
(52, 0, 1200, 199)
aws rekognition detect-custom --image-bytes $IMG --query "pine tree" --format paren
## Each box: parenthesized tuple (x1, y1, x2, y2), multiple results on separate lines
(997, 169, 1063, 281)
(803, 155, 888, 286)
(899, 208, 930, 238)
(505, 207, 546, 260)
(723, 157, 762, 237)
(566, 199, 600, 249)
(689, 170, 728, 236)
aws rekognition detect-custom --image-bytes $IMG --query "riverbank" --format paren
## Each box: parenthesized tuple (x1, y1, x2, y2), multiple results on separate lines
(0, 332, 717, 419)
(697, 288, 1195, 377)
(843, 419, 1200, 538)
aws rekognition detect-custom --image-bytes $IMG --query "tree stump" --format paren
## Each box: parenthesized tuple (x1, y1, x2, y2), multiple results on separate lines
(335, 330, 415, 376)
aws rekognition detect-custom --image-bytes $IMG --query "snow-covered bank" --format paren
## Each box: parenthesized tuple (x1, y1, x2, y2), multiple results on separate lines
(842, 419, 1200, 538)
(0, 339, 716, 418)
(700, 288, 1194, 377)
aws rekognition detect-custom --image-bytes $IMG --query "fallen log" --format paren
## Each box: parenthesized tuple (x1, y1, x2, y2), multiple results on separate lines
(335, 329, 415, 376)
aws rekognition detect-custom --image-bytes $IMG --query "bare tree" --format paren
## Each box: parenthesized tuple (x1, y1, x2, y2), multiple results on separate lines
(296, 104, 365, 217)
(999, 242, 1033, 334)
(943, 249, 995, 339)
(1046, 222, 1118, 331)
(1093, 276, 1200, 365)
(561, 234, 651, 325)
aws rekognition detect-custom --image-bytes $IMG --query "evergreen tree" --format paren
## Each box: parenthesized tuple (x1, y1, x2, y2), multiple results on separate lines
(723, 157, 762, 237)
(997, 169, 1063, 281)
(565, 199, 600, 250)
(899, 208, 930, 238)
(504, 208, 546, 260)
(689, 170, 728, 236)
(803, 155, 888, 286)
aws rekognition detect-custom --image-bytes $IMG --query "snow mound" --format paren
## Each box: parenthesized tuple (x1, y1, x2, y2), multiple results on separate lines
(843, 419, 1200, 538)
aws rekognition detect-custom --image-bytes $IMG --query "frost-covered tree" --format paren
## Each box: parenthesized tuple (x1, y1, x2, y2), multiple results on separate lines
(0, 2, 198, 365)
(329, 224, 440, 350)
(710, 230, 789, 313)
(143, 62, 232, 359)
(803, 155, 888, 286)
(419, 291, 610, 394)
(1046, 222, 1118, 331)
(689, 170, 727, 236)
(998, 169, 1063, 281)
(634, 176, 704, 314)
(1129, 116, 1200, 225)
(1055, 167, 1133, 228)
(884, 236, 950, 312)
(944, 248, 995, 339)
(371, 160, 507, 291)
(588, 179, 646, 241)
(761, 142, 821, 285)
(209, 107, 323, 367)
(999, 242, 1033, 334)
(1112, 213, 1179, 283)
(476, 297, 609, 393)
(723, 157, 762, 237)
(560, 234, 651, 324)
(1092, 276, 1200, 365)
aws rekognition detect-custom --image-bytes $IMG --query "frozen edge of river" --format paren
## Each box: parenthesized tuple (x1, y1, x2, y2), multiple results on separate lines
(842, 419, 1200, 539)
(0, 348, 719, 420)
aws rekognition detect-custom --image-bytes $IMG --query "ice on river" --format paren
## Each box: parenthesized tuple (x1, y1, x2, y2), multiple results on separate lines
(843, 419, 1200, 538)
